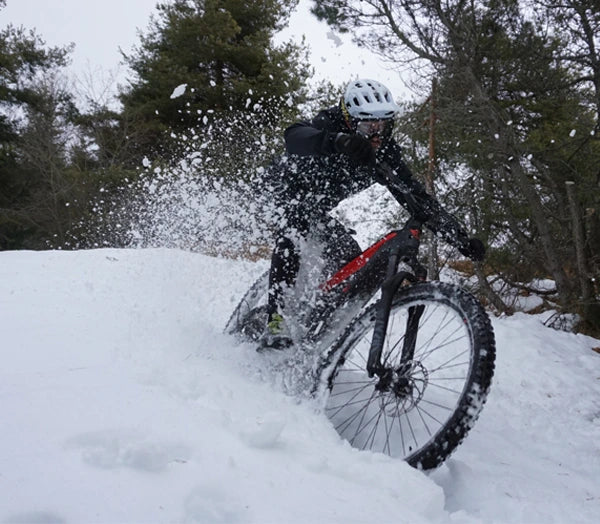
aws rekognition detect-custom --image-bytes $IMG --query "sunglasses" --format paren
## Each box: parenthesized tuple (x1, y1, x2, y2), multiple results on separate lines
(356, 119, 393, 138)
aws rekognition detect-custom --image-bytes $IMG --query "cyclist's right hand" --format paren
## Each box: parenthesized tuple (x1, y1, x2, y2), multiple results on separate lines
(334, 133, 375, 165)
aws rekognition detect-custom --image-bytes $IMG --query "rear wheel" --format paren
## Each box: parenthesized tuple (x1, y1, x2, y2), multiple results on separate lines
(317, 281, 495, 470)
(224, 270, 269, 341)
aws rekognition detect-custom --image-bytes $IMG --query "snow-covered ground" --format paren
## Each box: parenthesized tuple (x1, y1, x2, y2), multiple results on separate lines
(1, 248, 599, 523)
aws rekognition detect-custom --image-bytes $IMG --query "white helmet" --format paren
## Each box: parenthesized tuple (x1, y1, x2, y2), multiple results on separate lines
(342, 78, 400, 120)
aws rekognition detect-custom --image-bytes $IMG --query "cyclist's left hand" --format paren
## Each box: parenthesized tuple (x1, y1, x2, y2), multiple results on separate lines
(460, 238, 486, 262)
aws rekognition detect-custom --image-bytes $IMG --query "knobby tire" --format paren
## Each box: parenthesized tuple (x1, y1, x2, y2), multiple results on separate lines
(315, 281, 495, 470)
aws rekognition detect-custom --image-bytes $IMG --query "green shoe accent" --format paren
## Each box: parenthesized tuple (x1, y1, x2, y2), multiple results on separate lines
(267, 313, 285, 335)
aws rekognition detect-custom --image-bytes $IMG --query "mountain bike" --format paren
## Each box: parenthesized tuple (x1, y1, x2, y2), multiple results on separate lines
(224, 163, 495, 470)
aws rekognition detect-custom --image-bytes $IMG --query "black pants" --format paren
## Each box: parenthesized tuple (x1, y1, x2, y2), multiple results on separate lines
(266, 215, 362, 320)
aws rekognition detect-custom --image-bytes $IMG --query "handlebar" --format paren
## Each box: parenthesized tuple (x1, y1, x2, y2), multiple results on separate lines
(373, 162, 432, 227)
(374, 161, 479, 260)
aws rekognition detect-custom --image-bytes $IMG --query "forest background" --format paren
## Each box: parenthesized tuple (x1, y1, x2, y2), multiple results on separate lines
(1, 0, 599, 334)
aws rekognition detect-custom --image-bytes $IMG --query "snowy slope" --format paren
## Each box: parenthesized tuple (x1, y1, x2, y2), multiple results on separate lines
(1, 248, 599, 524)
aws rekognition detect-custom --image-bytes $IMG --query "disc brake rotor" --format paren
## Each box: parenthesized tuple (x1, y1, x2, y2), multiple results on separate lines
(377, 360, 428, 416)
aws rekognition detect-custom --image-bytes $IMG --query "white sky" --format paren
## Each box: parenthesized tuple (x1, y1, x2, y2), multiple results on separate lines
(0, 0, 413, 104)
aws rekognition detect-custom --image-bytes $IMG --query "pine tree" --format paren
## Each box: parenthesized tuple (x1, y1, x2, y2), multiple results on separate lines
(119, 0, 310, 164)
(0, 18, 74, 249)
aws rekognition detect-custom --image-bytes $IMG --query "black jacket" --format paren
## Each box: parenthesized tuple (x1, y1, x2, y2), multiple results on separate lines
(263, 106, 471, 249)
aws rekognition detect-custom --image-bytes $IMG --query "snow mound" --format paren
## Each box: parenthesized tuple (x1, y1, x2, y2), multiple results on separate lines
(1, 248, 599, 523)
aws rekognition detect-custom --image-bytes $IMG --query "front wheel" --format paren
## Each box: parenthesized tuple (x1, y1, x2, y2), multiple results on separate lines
(316, 281, 495, 470)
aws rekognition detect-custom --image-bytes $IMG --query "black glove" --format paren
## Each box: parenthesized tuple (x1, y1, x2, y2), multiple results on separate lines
(334, 133, 375, 165)
(459, 238, 486, 262)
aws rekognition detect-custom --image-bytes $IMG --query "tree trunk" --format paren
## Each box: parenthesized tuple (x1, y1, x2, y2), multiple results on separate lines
(424, 78, 440, 280)
(474, 263, 510, 314)
(585, 207, 600, 278)
(565, 181, 592, 304)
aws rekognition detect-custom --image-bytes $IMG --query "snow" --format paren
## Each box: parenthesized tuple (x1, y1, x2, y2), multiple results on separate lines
(170, 84, 188, 99)
(1, 248, 599, 523)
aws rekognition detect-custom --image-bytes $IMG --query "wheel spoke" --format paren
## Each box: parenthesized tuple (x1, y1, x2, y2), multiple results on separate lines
(428, 351, 470, 374)
(426, 381, 464, 396)
(383, 408, 393, 455)
(341, 354, 369, 371)
(417, 329, 468, 364)
(329, 382, 372, 394)
(415, 403, 434, 437)
(349, 398, 382, 445)
(363, 408, 385, 451)
(414, 313, 463, 361)
(327, 381, 373, 418)
(428, 360, 470, 373)
(326, 393, 375, 412)
(419, 397, 455, 412)
(405, 407, 419, 450)
(333, 398, 372, 434)
(414, 402, 446, 426)
(395, 400, 407, 456)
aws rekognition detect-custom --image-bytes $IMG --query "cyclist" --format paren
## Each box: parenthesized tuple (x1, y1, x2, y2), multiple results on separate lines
(261, 78, 485, 349)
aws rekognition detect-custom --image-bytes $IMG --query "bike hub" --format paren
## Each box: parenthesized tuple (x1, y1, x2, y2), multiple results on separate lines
(374, 361, 428, 415)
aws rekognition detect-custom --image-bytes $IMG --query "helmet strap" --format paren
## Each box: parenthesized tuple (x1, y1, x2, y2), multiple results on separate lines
(340, 97, 354, 130)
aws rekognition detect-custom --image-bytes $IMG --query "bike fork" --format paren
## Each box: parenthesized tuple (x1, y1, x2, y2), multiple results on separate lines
(366, 271, 413, 377)
(400, 305, 425, 364)
(366, 264, 426, 379)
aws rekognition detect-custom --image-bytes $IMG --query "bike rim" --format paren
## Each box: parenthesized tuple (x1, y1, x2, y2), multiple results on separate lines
(324, 297, 474, 461)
